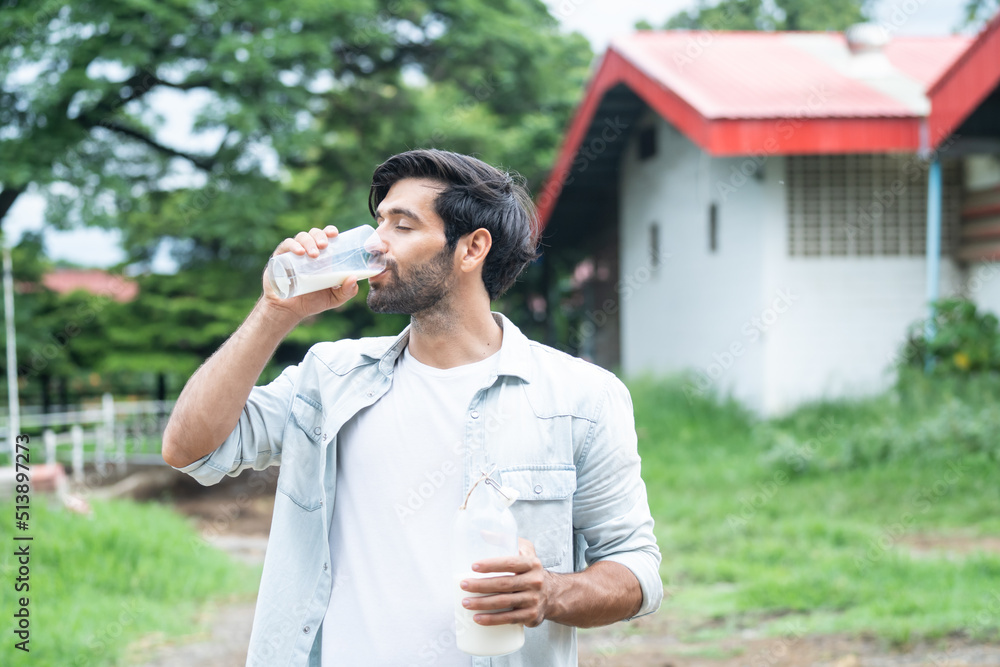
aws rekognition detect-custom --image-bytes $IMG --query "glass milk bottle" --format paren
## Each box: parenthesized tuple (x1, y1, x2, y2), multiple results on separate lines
(453, 474, 525, 657)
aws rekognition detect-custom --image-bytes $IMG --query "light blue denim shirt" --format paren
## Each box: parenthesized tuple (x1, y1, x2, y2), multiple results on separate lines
(175, 313, 662, 667)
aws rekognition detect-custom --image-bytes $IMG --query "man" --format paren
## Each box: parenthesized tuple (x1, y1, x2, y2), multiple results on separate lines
(163, 149, 661, 666)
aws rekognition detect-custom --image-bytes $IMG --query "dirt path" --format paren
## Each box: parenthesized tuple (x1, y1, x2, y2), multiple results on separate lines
(130, 600, 255, 667)
(578, 613, 1000, 666)
(134, 595, 1000, 667)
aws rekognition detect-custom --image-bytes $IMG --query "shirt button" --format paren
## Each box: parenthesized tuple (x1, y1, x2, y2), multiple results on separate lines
(303, 626, 310, 634)
(470, 410, 480, 419)
(367, 390, 375, 398)
(534, 485, 543, 494)
(313, 427, 321, 436)
(323, 563, 328, 571)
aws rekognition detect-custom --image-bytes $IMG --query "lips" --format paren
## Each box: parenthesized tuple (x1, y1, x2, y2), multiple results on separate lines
(369, 265, 393, 284)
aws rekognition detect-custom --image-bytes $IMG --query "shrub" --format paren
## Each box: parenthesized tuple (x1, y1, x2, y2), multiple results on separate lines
(758, 369, 1000, 475)
(899, 298, 1000, 373)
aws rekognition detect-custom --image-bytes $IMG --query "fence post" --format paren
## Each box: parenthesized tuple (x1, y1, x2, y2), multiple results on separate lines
(95, 422, 107, 478)
(44, 429, 56, 464)
(71, 425, 84, 483)
(115, 422, 126, 474)
(102, 393, 115, 470)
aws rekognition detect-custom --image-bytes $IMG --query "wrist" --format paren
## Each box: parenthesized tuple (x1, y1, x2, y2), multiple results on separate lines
(542, 569, 569, 622)
(248, 297, 302, 339)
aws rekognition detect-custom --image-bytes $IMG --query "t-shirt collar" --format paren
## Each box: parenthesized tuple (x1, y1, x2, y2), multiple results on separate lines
(376, 312, 533, 384)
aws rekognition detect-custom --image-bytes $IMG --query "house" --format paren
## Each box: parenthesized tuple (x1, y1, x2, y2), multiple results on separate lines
(538, 17, 1000, 414)
(41, 269, 138, 303)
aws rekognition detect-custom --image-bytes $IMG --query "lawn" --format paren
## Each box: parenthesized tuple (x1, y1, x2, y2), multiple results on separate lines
(2, 370, 998, 665)
(0, 495, 259, 666)
(634, 370, 1000, 646)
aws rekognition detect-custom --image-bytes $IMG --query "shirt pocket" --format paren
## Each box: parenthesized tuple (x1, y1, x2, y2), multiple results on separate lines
(276, 394, 325, 512)
(499, 466, 577, 571)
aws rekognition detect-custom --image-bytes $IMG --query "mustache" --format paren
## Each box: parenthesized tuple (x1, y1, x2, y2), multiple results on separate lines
(380, 259, 400, 277)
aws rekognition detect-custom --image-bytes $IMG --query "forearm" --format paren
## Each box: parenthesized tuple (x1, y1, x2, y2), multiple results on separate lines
(543, 560, 643, 628)
(162, 298, 299, 468)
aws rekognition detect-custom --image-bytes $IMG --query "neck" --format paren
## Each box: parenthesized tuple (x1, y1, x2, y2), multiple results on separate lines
(407, 295, 502, 369)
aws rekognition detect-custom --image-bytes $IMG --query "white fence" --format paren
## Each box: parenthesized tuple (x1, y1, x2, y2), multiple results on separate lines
(1, 394, 175, 480)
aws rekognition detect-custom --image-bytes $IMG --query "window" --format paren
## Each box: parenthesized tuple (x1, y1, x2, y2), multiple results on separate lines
(786, 154, 960, 257)
(709, 203, 718, 253)
(649, 223, 660, 268)
(638, 126, 656, 161)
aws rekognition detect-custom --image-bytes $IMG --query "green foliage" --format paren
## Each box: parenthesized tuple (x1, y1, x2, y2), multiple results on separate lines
(0, 496, 258, 666)
(964, 0, 999, 28)
(758, 368, 1000, 474)
(666, 0, 775, 30)
(0, 234, 109, 394)
(664, 0, 868, 31)
(1, 0, 593, 396)
(899, 298, 1000, 375)
(634, 375, 1000, 645)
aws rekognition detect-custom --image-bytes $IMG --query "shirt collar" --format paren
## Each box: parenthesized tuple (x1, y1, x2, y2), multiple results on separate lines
(373, 312, 534, 383)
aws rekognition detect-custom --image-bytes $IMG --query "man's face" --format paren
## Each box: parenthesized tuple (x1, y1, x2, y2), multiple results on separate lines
(367, 178, 456, 315)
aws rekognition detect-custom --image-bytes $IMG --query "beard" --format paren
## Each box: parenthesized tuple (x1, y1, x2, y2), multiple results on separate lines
(367, 244, 455, 315)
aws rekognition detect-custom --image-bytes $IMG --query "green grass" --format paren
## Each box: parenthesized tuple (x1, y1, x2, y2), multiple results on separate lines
(633, 372, 1000, 646)
(0, 496, 259, 666)
(3, 371, 997, 662)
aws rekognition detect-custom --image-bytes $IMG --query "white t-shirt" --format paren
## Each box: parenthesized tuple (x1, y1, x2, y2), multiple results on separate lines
(321, 345, 498, 666)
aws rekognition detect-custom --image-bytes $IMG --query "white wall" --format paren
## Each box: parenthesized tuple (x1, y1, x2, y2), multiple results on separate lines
(618, 113, 771, 410)
(967, 263, 1000, 317)
(757, 155, 966, 413)
(761, 256, 964, 413)
(964, 155, 1000, 317)
(618, 113, 971, 414)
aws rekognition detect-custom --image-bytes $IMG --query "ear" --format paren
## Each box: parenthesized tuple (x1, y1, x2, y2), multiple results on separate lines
(456, 228, 492, 274)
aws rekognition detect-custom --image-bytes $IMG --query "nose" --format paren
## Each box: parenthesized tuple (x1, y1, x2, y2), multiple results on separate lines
(365, 228, 388, 255)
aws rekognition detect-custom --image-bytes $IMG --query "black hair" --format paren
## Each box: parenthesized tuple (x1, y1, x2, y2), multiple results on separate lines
(368, 149, 539, 300)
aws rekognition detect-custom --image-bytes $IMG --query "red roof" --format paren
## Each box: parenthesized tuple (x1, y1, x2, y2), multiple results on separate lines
(41, 269, 138, 302)
(537, 29, 974, 228)
(928, 12, 1000, 147)
(613, 32, 968, 119)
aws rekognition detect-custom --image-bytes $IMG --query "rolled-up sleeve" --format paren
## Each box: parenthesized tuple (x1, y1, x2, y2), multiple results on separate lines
(172, 364, 300, 486)
(573, 375, 663, 619)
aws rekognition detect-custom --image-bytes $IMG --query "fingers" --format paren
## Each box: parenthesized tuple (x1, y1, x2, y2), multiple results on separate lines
(461, 593, 545, 628)
(273, 226, 339, 258)
(471, 554, 538, 576)
(471, 607, 544, 628)
(462, 574, 535, 595)
(518, 538, 536, 557)
(331, 276, 360, 303)
(463, 591, 534, 612)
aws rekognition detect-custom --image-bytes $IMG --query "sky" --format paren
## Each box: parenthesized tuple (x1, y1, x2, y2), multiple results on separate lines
(5, 0, 973, 269)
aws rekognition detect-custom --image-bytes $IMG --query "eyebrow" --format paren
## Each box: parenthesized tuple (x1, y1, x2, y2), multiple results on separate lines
(376, 206, 424, 225)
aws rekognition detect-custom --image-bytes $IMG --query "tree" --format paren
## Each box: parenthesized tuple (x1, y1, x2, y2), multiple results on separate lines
(964, 0, 999, 28)
(1, 1, 592, 397)
(663, 0, 868, 32)
(2, 0, 590, 247)
(0, 233, 121, 408)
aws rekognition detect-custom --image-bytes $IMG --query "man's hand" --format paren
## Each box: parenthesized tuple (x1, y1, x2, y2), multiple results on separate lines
(164, 226, 364, 470)
(459, 539, 646, 630)
(263, 226, 362, 323)
(459, 538, 561, 628)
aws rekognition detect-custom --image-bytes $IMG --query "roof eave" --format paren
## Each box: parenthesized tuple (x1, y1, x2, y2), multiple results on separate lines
(537, 45, 928, 230)
(927, 12, 1000, 148)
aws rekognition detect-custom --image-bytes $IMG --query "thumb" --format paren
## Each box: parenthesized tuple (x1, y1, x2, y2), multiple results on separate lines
(334, 276, 359, 302)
